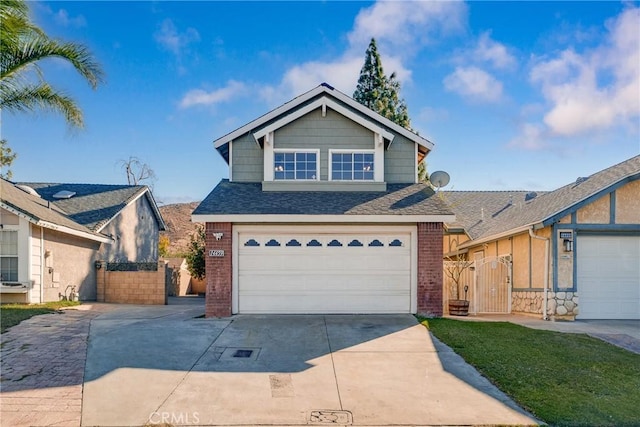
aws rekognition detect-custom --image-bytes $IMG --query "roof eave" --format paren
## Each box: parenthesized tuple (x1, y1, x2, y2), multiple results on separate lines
(192, 214, 455, 224)
(456, 223, 540, 250)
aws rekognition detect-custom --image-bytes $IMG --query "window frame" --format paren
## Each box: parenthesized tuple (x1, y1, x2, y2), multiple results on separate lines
(328, 149, 376, 182)
(0, 230, 19, 282)
(273, 149, 320, 181)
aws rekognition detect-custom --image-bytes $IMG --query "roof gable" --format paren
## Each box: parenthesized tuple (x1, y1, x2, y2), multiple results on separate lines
(445, 155, 640, 245)
(213, 83, 433, 163)
(18, 182, 166, 232)
(0, 179, 111, 243)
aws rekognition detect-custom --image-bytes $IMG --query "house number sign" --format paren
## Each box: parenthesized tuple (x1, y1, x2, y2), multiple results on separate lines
(209, 250, 225, 257)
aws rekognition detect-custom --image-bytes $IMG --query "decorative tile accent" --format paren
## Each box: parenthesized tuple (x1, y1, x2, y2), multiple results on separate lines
(389, 239, 403, 247)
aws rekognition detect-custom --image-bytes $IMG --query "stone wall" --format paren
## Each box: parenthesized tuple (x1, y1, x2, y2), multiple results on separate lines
(548, 291, 579, 319)
(511, 290, 579, 319)
(96, 261, 167, 305)
(512, 291, 545, 314)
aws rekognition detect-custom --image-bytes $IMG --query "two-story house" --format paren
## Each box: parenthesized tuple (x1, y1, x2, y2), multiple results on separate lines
(193, 83, 455, 317)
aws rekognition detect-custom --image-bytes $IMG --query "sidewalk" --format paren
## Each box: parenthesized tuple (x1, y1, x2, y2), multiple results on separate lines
(447, 314, 640, 354)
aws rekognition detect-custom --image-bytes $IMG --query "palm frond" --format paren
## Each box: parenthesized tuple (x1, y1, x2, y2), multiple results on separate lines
(1, 82, 83, 128)
(1, 36, 104, 87)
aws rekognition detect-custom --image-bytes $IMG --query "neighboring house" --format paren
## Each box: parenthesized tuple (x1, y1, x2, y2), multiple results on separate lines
(443, 155, 640, 320)
(193, 83, 454, 317)
(0, 179, 165, 303)
(166, 257, 192, 296)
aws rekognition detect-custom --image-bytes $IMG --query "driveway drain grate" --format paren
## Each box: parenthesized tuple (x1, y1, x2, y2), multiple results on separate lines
(310, 410, 352, 424)
(232, 349, 253, 358)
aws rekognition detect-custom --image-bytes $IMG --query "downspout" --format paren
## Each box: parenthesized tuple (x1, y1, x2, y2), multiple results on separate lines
(40, 227, 44, 304)
(529, 227, 550, 320)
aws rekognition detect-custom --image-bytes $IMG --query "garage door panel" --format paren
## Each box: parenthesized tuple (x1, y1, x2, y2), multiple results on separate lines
(237, 230, 413, 314)
(239, 295, 410, 314)
(577, 235, 640, 320)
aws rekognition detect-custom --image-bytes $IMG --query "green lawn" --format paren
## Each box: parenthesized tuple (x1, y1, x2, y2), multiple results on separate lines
(1, 301, 80, 333)
(420, 318, 640, 427)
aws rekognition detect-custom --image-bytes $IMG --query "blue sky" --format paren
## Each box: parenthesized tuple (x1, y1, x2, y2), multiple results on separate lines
(3, 1, 639, 204)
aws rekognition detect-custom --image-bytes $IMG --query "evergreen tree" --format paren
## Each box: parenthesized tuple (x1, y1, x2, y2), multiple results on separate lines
(354, 38, 428, 182)
(353, 38, 386, 111)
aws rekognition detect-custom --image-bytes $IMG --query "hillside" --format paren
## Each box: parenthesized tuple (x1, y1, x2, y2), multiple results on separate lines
(159, 202, 201, 255)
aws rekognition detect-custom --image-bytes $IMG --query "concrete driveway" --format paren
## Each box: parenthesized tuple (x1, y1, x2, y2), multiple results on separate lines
(83, 303, 537, 426)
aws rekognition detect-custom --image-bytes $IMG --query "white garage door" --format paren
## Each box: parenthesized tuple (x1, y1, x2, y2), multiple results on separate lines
(577, 235, 640, 319)
(236, 227, 414, 314)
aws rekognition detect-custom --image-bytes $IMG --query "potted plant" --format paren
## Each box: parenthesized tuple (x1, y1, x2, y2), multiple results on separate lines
(444, 255, 473, 316)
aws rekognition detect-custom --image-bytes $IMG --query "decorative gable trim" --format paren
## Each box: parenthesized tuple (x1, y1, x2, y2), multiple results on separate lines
(213, 83, 434, 164)
(252, 97, 394, 143)
(541, 172, 640, 227)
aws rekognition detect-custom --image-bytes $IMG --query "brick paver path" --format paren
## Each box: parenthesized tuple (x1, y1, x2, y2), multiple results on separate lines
(0, 305, 114, 427)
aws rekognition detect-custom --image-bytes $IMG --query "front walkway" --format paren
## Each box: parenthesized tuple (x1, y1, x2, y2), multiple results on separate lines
(447, 314, 640, 354)
(0, 304, 115, 427)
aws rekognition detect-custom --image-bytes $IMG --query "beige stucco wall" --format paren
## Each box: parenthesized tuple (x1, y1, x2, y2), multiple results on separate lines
(443, 234, 470, 254)
(577, 193, 610, 223)
(556, 227, 574, 290)
(42, 228, 100, 302)
(99, 195, 159, 262)
(512, 233, 529, 288)
(530, 227, 550, 288)
(615, 180, 640, 223)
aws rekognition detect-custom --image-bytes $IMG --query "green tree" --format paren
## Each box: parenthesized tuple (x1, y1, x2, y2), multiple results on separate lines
(353, 38, 387, 111)
(0, 139, 17, 179)
(158, 234, 170, 258)
(354, 38, 428, 182)
(0, 0, 104, 128)
(185, 225, 206, 280)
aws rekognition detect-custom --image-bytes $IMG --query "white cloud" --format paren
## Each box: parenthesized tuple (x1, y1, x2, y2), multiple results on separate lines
(259, 1, 465, 106)
(529, 6, 640, 136)
(348, 1, 467, 54)
(443, 66, 503, 102)
(179, 80, 246, 109)
(474, 31, 516, 69)
(508, 123, 548, 150)
(53, 9, 86, 28)
(154, 19, 200, 56)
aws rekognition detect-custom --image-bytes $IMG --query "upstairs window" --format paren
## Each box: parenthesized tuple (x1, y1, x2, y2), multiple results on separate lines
(331, 151, 375, 181)
(274, 150, 318, 180)
(0, 230, 18, 282)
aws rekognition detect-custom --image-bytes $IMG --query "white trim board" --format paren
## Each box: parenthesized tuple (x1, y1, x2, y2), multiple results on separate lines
(193, 214, 455, 224)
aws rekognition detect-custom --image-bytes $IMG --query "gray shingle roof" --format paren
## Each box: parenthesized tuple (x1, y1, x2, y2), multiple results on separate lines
(0, 179, 107, 240)
(193, 180, 454, 217)
(444, 155, 640, 242)
(19, 182, 165, 232)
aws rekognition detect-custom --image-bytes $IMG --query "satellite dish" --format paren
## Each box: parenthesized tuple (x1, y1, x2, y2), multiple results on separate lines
(430, 170, 450, 190)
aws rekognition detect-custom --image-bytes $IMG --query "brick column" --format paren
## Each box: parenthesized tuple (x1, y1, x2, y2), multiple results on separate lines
(417, 222, 444, 316)
(96, 261, 106, 302)
(205, 222, 232, 317)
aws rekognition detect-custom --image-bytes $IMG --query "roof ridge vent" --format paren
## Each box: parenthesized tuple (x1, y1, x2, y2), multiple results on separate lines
(16, 185, 41, 198)
(575, 177, 588, 185)
(524, 191, 538, 201)
(53, 190, 76, 199)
